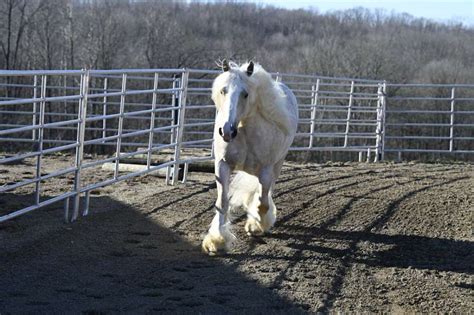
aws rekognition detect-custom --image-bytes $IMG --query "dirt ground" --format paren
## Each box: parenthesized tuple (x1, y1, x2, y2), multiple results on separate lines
(0, 156, 473, 313)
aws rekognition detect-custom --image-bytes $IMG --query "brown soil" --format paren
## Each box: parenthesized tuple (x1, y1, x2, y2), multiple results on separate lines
(1, 157, 473, 313)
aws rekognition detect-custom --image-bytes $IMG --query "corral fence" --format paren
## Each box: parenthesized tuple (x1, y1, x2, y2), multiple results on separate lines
(0, 68, 473, 223)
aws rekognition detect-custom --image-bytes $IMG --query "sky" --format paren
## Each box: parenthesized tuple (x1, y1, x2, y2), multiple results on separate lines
(245, 0, 474, 26)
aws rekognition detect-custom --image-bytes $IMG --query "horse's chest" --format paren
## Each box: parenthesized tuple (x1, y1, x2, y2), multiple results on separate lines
(222, 144, 245, 168)
(219, 140, 258, 172)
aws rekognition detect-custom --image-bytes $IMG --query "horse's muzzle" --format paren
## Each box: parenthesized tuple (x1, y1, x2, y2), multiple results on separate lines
(219, 123, 238, 142)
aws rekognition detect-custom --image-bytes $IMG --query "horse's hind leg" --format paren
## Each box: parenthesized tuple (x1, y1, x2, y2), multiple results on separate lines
(264, 158, 285, 230)
(245, 166, 275, 236)
(263, 192, 277, 229)
(202, 160, 235, 255)
(245, 159, 284, 236)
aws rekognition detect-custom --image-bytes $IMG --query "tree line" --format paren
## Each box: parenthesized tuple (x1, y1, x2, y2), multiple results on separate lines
(1, 0, 473, 84)
(1, 0, 473, 161)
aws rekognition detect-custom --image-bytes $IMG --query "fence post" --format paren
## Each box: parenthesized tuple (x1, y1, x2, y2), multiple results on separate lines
(70, 70, 90, 222)
(449, 87, 455, 152)
(181, 162, 189, 184)
(63, 197, 70, 222)
(114, 73, 127, 179)
(374, 81, 386, 162)
(309, 78, 320, 148)
(101, 77, 108, 142)
(166, 76, 180, 184)
(381, 81, 387, 161)
(32, 75, 39, 141)
(34, 75, 47, 208)
(171, 75, 180, 142)
(82, 190, 91, 217)
(172, 69, 189, 185)
(63, 74, 68, 113)
(147, 73, 159, 169)
(344, 81, 355, 148)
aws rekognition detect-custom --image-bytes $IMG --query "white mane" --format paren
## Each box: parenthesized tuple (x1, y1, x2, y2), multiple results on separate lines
(212, 61, 294, 135)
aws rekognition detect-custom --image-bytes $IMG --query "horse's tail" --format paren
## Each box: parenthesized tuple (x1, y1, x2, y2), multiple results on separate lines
(229, 171, 261, 211)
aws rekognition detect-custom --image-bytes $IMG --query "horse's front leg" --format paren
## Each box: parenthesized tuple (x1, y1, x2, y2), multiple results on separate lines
(245, 166, 276, 236)
(202, 159, 235, 255)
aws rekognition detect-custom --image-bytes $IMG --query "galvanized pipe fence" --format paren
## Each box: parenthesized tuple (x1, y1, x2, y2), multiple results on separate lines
(0, 68, 473, 223)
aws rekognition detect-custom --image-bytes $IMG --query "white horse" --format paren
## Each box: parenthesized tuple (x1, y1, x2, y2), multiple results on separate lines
(202, 60, 299, 255)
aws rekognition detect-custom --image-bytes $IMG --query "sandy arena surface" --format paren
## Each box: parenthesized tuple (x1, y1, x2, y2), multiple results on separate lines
(0, 156, 473, 313)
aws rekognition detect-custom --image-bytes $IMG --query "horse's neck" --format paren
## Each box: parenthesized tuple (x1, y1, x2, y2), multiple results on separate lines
(255, 94, 293, 135)
(243, 108, 270, 129)
(242, 110, 288, 143)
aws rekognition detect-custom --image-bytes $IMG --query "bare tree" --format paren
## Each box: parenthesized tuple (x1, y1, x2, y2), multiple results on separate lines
(0, 0, 45, 69)
(0, 0, 472, 84)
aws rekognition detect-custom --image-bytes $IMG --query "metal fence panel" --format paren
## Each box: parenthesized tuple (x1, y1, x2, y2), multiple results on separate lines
(384, 83, 474, 160)
(1, 68, 473, 223)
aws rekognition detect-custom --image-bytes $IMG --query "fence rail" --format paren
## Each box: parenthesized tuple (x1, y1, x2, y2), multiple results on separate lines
(0, 68, 473, 223)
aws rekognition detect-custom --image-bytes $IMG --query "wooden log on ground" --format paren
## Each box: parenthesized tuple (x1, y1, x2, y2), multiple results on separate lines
(117, 157, 215, 173)
(100, 160, 214, 180)
(101, 163, 169, 177)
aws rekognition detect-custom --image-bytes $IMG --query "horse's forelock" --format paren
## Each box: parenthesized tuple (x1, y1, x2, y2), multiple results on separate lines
(212, 61, 267, 99)
(211, 71, 234, 108)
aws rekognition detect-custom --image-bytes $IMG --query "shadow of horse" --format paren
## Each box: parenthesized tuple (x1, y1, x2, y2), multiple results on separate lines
(0, 193, 305, 314)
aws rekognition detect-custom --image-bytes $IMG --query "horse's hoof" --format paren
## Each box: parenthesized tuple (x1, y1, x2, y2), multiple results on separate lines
(202, 232, 231, 256)
(245, 218, 265, 236)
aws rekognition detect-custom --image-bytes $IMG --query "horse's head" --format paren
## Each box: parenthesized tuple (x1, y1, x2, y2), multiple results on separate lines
(212, 60, 256, 143)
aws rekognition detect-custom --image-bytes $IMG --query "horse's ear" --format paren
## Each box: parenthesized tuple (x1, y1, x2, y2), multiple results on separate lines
(246, 61, 254, 76)
(222, 59, 230, 72)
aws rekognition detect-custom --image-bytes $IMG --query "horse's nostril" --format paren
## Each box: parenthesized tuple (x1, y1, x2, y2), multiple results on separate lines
(231, 128, 238, 138)
(218, 127, 224, 137)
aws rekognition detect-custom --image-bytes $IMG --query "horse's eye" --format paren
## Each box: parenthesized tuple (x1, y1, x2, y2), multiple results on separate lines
(221, 87, 227, 95)
(243, 92, 248, 98)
